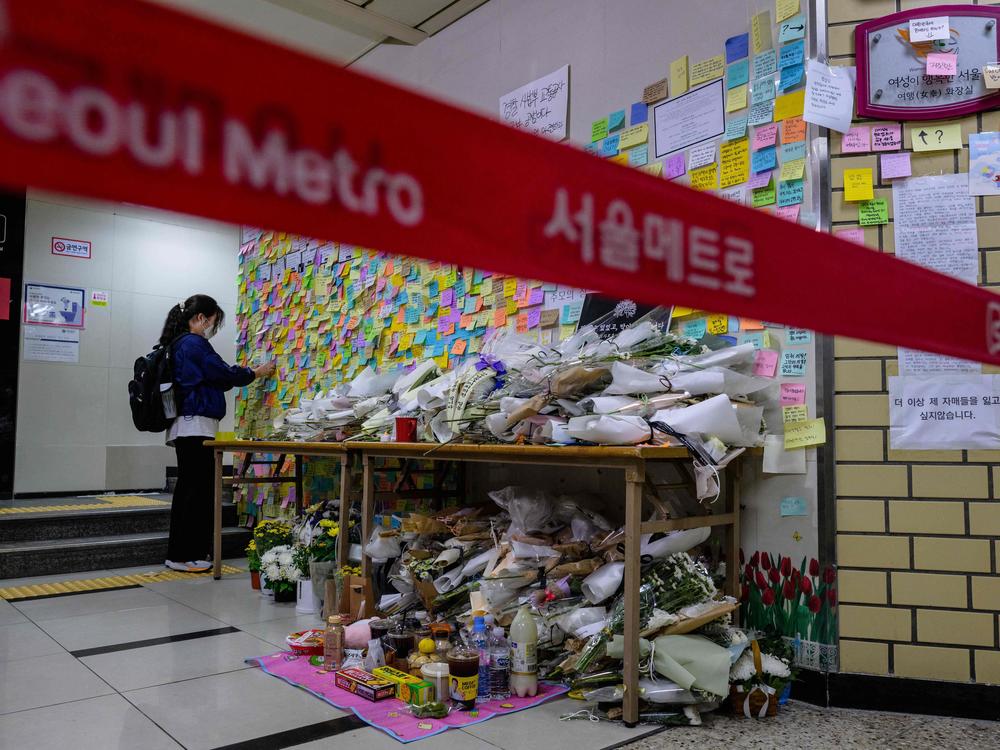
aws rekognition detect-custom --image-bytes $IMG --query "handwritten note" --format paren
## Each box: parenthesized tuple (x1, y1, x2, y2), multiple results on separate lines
(985, 65, 1000, 89)
(751, 10, 773, 55)
(779, 13, 806, 43)
(780, 158, 805, 181)
(779, 40, 805, 70)
(910, 122, 962, 152)
(499, 65, 570, 141)
(643, 79, 669, 104)
(725, 114, 749, 141)
(780, 496, 808, 517)
(664, 152, 686, 179)
(858, 198, 888, 226)
(926, 52, 957, 77)
(835, 227, 865, 245)
(774, 89, 806, 121)
(630, 101, 648, 126)
(752, 77, 776, 105)
(783, 404, 808, 423)
(783, 116, 806, 143)
(841, 125, 870, 153)
(728, 59, 750, 88)
(748, 170, 772, 189)
(608, 109, 626, 132)
(749, 101, 774, 126)
(689, 141, 717, 170)
(780, 64, 804, 92)
(752, 146, 777, 173)
(780, 349, 808, 376)
(784, 417, 826, 449)
(778, 179, 803, 206)
(753, 349, 779, 377)
(909, 16, 949, 43)
(776, 0, 799, 22)
(776, 204, 800, 222)
(727, 85, 748, 112)
(802, 60, 854, 133)
(872, 124, 902, 151)
(689, 163, 718, 191)
(618, 124, 649, 149)
(880, 152, 911, 179)
(682, 318, 707, 338)
(787, 328, 812, 344)
(726, 33, 749, 63)
(720, 138, 750, 188)
(591, 118, 609, 142)
(753, 50, 777, 80)
(781, 141, 806, 161)
(753, 123, 779, 150)
(752, 180, 776, 207)
(690, 55, 725, 86)
(780, 382, 806, 405)
(844, 168, 874, 201)
(670, 56, 689, 96)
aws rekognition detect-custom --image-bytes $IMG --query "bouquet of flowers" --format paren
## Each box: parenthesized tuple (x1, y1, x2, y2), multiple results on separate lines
(728, 634, 795, 718)
(307, 519, 341, 562)
(260, 544, 301, 598)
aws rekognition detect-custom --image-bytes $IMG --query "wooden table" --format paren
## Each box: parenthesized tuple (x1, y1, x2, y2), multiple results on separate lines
(206, 439, 743, 726)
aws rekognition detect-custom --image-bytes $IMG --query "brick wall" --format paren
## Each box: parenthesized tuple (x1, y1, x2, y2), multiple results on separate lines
(829, 0, 1000, 685)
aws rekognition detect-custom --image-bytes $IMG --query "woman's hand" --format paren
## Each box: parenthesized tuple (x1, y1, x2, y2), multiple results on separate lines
(253, 361, 276, 379)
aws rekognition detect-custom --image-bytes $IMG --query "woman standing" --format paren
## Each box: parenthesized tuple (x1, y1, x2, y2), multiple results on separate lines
(159, 295, 274, 572)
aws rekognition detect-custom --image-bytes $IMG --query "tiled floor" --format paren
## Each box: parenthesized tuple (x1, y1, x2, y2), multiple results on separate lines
(2, 561, 998, 750)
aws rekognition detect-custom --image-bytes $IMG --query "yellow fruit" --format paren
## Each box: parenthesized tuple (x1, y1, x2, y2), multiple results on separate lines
(418, 638, 436, 654)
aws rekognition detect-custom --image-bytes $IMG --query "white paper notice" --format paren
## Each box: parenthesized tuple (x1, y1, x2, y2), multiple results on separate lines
(892, 174, 978, 283)
(23, 326, 80, 363)
(909, 16, 949, 43)
(899, 348, 981, 376)
(890, 375, 1000, 450)
(499, 65, 570, 141)
(688, 141, 717, 170)
(802, 61, 855, 134)
(653, 80, 726, 157)
(762, 434, 807, 474)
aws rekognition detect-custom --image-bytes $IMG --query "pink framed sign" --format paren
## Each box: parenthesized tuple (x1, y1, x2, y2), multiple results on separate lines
(855, 5, 1000, 121)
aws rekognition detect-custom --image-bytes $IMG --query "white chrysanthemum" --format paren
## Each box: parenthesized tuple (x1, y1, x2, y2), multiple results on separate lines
(645, 609, 679, 630)
(278, 552, 293, 567)
(729, 629, 749, 646)
(730, 652, 756, 682)
(264, 564, 280, 579)
(760, 653, 790, 679)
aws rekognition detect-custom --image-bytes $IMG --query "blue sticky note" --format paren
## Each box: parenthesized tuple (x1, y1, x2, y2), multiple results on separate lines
(752, 50, 777, 80)
(405, 307, 419, 324)
(724, 114, 749, 141)
(777, 179, 804, 206)
(751, 146, 776, 173)
(628, 143, 649, 167)
(780, 348, 808, 376)
(561, 301, 583, 325)
(780, 63, 804, 91)
(726, 32, 749, 63)
(779, 13, 806, 43)
(748, 101, 774, 126)
(780, 496, 808, 517)
(600, 134, 620, 157)
(727, 59, 749, 89)
(740, 332, 766, 350)
(781, 141, 807, 161)
(629, 101, 647, 126)
(751, 77, 776, 105)
(787, 328, 813, 344)
(780, 40, 805, 69)
(682, 318, 707, 339)
(608, 109, 626, 132)
(584, 142, 599, 155)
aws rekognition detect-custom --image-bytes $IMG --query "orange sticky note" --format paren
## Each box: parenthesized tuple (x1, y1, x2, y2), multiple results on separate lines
(783, 116, 806, 143)
(516, 313, 529, 334)
(740, 318, 764, 330)
(451, 338, 467, 355)
(494, 309, 508, 327)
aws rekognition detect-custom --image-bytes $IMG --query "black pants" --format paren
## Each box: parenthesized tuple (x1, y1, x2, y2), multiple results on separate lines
(167, 436, 214, 562)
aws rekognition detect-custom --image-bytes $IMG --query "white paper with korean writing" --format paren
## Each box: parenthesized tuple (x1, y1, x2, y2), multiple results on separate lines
(499, 65, 570, 141)
(889, 374, 1000, 449)
(653, 80, 725, 157)
(802, 61, 855, 134)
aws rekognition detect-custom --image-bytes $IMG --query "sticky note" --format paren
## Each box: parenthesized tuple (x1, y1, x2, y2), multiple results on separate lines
(787, 328, 812, 344)
(727, 85, 748, 112)
(841, 125, 870, 153)
(628, 144, 649, 167)
(753, 50, 777, 80)
(670, 56, 689, 96)
(843, 168, 874, 201)
(689, 141, 716, 169)
(751, 77, 776, 105)
(751, 146, 777, 173)
(725, 114, 749, 141)
(753, 348, 779, 377)
(780, 64, 804, 92)
(780, 158, 805, 181)
(451, 338, 467, 356)
(726, 33, 749, 63)
(682, 318, 707, 339)
(909, 16, 949, 43)
(780, 382, 806, 405)
(720, 138, 750, 188)
(776, 0, 799, 22)
(910, 122, 962, 152)
(728, 59, 750, 88)
(783, 116, 806, 142)
(591, 118, 608, 142)
(774, 90, 805, 121)
(690, 54, 725, 86)
(640, 162, 663, 177)
(781, 141, 806, 161)
(835, 227, 865, 245)
(872, 124, 902, 151)
(777, 179, 803, 206)
(608, 109, 626, 132)
(880, 152, 911, 179)
(630, 101, 648, 125)
(984, 65, 1000, 90)
(748, 170, 772, 189)
(779, 13, 806, 43)
(780, 349, 808, 376)
(665, 152, 686, 179)
(752, 179, 776, 207)
(740, 331, 768, 349)
(561, 301, 583, 324)
(618, 124, 649, 149)
(751, 10, 773, 55)
(780, 496, 808, 517)
(753, 123, 779, 150)
(783, 404, 808, 423)
(643, 79, 669, 103)
(690, 163, 718, 192)
(749, 101, 774, 126)
(926, 52, 957, 77)
(779, 40, 805, 70)
(609, 152, 629, 166)
(858, 198, 888, 226)
(776, 204, 800, 222)
(707, 314, 728, 335)
(784, 417, 826, 449)
(600, 135, 621, 157)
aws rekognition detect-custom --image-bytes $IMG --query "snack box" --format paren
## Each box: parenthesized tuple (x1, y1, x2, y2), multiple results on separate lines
(334, 668, 396, 702)
(372, 665, 434, 704)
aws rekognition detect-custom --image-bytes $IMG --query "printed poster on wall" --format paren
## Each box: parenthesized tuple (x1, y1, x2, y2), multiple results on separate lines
(499, 65, 570, 141)
(23, 326, 80, 363)
(23, 283, 85, 328)
(652, 80, 726, 157)
(889, 374, 1000, 449)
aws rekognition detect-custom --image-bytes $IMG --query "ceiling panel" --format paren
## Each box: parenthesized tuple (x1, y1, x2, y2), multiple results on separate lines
(368, 0, 454, 28)
(418, 0, 490, 36)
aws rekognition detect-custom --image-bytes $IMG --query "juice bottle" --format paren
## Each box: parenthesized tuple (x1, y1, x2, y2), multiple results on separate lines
(509, 605, 538, 697)
(324, 615, 344, 671)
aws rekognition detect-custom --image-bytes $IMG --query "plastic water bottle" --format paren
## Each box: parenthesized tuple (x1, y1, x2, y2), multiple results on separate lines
(509, 604, 538, 697)
(489, 626, 510, 700)
(471, 616, 491, 704)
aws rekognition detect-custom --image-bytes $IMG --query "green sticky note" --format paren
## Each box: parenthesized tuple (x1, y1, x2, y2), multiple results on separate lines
(591, 118, 609, 142)
(752, 180, 776, 207)
(858, 198, 888, 226)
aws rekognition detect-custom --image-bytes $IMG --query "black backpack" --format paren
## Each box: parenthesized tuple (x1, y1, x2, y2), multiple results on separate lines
(128, 334, 188, 432)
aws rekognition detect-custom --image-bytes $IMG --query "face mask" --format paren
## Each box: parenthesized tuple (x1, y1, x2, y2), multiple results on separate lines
(201, 324, 215, 340)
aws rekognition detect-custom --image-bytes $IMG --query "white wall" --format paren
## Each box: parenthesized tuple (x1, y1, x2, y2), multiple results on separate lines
(15, 191, 239, 494)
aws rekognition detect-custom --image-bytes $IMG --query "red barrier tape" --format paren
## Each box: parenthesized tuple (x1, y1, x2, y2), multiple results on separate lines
(0, 0, 997, 363)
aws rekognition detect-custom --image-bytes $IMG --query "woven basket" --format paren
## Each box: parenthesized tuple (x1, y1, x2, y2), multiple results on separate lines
(729, 640, 779, 718)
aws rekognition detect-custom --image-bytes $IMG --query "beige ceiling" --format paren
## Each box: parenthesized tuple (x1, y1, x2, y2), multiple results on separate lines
(151, 0, 488, 65)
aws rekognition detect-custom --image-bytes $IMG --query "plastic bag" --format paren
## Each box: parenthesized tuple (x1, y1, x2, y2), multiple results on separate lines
(488, 486, 556, 537)
(559, 607, 607, 638)
(638, 678, 700, 705)
(365, 529, 402, 561)
(581, 561, 625, 604)
(363, 638, 386, 672)
(640, 528, 712, 559)
(566, 415, 651, 445)
(342, 649, 364, 670)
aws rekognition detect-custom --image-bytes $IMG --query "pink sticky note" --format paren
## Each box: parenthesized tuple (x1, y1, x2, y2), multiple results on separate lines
(527, 308, 542, 328)
(441, 288, 454, 306)
(753, 124, 779, 150)
(780, 383, 806, 405)
(529, 288, 544, 305)
(880, 152, 911, 180)
(926, 52, 957, 77)
(841, 125, 871, 153)
(776, 205, 800, 222)
(835, 227, 865, 245)
(753, 349, 779, 377)
(871, 124, 902, 151)
(665, 153, 686, 179)
(747, 170, 772, 189)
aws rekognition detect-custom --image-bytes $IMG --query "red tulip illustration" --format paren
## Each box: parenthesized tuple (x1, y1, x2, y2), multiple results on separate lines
(780, 556, 792, 577)
(741, 583, 750, 601)
(762, 587, 776, 606)
(808, 594, 822, 613)
(823, 566, 836, 585)
(809, 558, 820, 577)
(760, 553, 771, 571)
(782, 579, 796, 600)
(827, 588, 838, 607)
(800, 575, 813, 595)
(768, 567, 780, 584)
(750, 551, 760, 567)
(744, 563, 754, 581)
(756, 570, 768, 589)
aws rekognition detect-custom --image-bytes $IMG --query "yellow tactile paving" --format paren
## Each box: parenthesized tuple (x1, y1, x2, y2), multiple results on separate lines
(0, 495, 170, 515)
(0, 565, 246, 600)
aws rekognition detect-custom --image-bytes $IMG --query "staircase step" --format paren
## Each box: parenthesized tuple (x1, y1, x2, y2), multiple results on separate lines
(0, 527, 251, 579)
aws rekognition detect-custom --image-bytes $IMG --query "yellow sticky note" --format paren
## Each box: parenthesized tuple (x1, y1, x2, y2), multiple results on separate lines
(782, 404, 808, 423)
(610, 153, 630, 165)
(784, 417, 826, 450)
(776, 0, 799, 23)
(726, 84, 748, 112)
(720, 138, 750, 188)
(843, 168, 874, 202)
(774, 90, 805, 121)
(910, 122, 963, 152)
(640, 162, 664, 177)
(780, 158, 806, 182)
(690, 54, 725, 86)
(690, 163, 718, 192)
(706, 314, 728, 335)
(618, 124, 649, 149)
(751, 10, 773, 55)
(503, 278, 517, 297)
(670, 56, 689, 96)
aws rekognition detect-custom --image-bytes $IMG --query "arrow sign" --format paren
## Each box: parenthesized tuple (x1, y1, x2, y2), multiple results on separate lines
(918, 130, 929, 145)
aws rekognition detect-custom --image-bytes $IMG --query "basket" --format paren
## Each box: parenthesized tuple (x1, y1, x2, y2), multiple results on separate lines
(728, 639, 779, 718)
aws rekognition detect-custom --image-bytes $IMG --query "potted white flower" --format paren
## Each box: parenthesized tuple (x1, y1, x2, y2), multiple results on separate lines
(260, 544, 301, 603)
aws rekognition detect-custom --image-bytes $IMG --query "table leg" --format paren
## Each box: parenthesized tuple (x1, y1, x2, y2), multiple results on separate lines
(361, 453, 374, 579)
(295, 454, 304, 516)
(727, 459, 743, 620)
(623, 462, 644, 728)
(213, 448, 224, 580)
(338, 454, 351, 568)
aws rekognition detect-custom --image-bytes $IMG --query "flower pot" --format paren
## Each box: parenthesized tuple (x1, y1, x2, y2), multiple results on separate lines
(250, 571, 261, 590)
(260, 574, 273, 597)
(296, 579, 316, 614)
(309, 561, 337, 614)
(273, 586, 296, 603)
